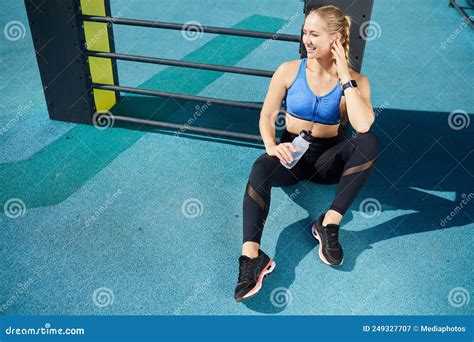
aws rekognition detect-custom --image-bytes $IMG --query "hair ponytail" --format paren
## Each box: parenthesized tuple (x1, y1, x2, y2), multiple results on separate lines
(342, 15, 351, 63)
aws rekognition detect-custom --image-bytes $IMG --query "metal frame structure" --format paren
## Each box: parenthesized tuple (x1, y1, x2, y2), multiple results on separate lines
(449, 0, 474, 29)
(25, 0, 374, 143)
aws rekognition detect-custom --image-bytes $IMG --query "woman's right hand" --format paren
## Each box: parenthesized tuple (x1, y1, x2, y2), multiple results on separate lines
(266, 143, 298, 165)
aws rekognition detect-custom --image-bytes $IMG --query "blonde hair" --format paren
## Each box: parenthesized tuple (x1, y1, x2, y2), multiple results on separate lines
(306, 5, 352, 67)
(306, 5, 352, 124)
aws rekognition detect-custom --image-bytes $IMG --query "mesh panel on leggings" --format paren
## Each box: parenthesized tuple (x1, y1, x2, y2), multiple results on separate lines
(341, 158, 375, 177)
(247, 183, 267, 211)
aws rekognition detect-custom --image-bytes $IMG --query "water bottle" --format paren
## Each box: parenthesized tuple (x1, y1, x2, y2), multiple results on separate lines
(281, 130, 313, 169)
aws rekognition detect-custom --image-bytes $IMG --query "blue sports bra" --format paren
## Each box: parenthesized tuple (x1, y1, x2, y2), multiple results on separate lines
(284, 58, 343, 125)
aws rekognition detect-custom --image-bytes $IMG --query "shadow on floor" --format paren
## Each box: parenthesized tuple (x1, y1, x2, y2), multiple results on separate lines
(241, 108, 473, 313)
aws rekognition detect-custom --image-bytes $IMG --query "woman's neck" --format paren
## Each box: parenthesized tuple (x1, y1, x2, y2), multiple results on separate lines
(306, 56, 338, 79)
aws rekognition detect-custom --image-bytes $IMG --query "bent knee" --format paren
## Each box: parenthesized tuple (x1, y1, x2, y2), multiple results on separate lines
(250, 153, 280, 179)
(354, 131, 380, 156)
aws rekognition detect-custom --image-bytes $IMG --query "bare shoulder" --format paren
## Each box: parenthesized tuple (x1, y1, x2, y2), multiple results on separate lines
(274, 59, 302, 88)
(348, 69, 369, 85)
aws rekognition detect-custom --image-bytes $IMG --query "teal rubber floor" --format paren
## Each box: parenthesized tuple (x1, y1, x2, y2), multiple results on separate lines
(1, 0, 473, 315)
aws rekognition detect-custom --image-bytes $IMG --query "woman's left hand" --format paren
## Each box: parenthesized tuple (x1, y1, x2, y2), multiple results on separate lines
(331, 38, 351, 84)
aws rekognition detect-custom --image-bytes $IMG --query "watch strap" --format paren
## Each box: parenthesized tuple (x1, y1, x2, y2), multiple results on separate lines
(341, 80, 357, 95)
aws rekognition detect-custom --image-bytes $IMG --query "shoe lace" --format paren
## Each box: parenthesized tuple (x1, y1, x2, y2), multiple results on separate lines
(324, 226, 340, 249)
(238, 260, 255, 283)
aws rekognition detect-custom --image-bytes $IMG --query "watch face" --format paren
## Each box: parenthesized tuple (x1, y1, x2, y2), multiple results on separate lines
(350, 80, 357, 87)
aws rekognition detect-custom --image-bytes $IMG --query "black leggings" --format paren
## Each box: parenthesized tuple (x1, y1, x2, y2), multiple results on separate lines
(243, 129, 380, 244)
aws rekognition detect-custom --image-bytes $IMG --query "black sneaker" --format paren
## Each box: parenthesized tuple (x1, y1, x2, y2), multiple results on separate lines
(312, 214, 344, 266)
(234, 249, 276, 302)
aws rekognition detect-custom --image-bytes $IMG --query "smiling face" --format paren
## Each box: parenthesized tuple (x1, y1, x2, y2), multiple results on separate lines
(302, 13, 340, 59)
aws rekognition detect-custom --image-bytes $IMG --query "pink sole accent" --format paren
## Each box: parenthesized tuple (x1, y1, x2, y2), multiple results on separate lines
(312, 223, 343, 266)
(243, 259, 276, 299)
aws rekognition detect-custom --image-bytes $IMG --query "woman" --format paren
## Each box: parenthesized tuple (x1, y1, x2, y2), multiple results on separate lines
(234, 5, 380, 302)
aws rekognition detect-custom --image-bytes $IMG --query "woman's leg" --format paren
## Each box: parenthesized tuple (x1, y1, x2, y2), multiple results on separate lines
(235, 133, 311, 301)
(242, 133, 310, 257)
(311, 131, 380, 221)
(309, 131, 380, 265)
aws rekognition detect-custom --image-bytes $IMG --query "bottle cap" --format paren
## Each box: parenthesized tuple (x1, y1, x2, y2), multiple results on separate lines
(299, 130, 313, 142)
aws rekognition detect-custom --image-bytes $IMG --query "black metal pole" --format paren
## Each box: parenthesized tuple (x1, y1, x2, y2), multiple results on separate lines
(111, 115, 266, 143)
(92, 84, 266, 110)
(86, 51, 274, 77)
(449, 0, 474, 29)
(82, 15, 301, 42)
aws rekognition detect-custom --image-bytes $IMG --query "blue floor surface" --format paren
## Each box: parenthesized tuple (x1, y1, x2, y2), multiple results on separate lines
(0, 0, 472, 315)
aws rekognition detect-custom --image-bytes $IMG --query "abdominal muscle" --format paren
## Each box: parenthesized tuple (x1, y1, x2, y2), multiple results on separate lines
(284, 111, 340, 138)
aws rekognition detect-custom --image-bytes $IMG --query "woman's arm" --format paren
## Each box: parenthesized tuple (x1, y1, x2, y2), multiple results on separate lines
(259, 63, 289, 152)
(342, 73, 375, 133)
(332, 39, 375, 133)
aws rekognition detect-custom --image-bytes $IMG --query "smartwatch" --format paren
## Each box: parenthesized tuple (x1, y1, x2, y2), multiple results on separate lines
(341, 80, 357, 95)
